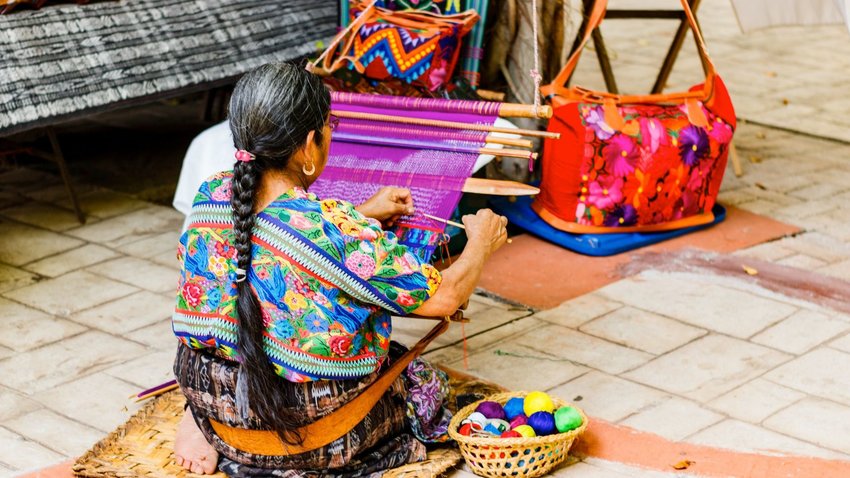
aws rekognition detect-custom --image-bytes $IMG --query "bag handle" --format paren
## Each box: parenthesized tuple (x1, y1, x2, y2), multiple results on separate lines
(542, 0, 716, 103)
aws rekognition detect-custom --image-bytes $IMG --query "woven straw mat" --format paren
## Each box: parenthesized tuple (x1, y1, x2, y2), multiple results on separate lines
(72, 370, 504, 478)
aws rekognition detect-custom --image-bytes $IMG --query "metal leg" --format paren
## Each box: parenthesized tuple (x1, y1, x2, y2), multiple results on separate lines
(46, 128, 86, 224)
(651, 0, 703, 94)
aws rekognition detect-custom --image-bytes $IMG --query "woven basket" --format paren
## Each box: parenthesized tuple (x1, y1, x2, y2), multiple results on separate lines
(447, 392, 588, 478)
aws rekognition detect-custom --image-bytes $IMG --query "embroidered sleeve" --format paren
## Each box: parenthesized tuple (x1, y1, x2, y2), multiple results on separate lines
(320, 198, 442, 315)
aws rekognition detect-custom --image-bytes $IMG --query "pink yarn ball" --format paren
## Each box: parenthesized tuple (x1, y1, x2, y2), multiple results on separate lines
(509, 414, 528, 430)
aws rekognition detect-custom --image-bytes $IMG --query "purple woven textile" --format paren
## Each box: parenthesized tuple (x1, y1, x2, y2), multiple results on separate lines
(310, 92, 498, 260)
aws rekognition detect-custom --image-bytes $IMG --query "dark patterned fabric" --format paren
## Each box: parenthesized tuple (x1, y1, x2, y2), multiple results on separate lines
(0, 1, 336, 134)
(174, 341, 454, 476)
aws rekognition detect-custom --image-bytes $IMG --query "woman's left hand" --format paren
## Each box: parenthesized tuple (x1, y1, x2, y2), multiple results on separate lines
(357, 187, 414, 227)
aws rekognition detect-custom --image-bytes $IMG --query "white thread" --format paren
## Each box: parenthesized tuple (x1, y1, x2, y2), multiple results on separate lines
(530, 0, 542, 116)
(529, 0, 542, 172)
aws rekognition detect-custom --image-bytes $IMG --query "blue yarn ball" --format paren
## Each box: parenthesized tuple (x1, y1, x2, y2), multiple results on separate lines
(527, 411, 557, 436)
(503, 397, 525, 420)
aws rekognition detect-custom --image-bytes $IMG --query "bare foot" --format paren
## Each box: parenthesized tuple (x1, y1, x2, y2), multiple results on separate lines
(174, 408, 219, 474)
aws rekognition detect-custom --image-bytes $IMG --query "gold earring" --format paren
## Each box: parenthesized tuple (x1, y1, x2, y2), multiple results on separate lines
(302, 160, 316, 176)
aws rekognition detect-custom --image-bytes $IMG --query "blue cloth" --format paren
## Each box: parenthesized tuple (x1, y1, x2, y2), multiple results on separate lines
(489, 195, 726, 257)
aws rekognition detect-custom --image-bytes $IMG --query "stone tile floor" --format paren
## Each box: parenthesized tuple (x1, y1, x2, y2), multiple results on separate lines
(2, 1, 850, 476)
(3, 118, 850, 476)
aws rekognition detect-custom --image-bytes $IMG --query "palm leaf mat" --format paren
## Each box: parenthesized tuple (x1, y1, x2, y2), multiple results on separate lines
(73, 368, 506, 477)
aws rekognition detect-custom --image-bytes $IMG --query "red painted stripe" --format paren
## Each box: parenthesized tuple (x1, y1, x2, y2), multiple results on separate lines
(574, 419, 850, 477)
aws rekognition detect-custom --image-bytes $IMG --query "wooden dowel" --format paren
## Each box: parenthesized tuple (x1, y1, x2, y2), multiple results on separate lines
(331, 110, 560, 139)
(462, 178, 540, 196)
(135, 383, 179, 402)
(423, 213, 512, 243)
(486, 136, 533, 148)
(423, 213, 465, 229)
(498, 103, 553, 119)
(477, 89, 506, 102)
(408, 310, 468, 322)
(333, 132, 535, 159)
(481, 148, 538, 160)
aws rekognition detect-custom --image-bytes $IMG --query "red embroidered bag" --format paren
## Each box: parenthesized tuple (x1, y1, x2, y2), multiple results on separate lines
(534, 0, 736, 233)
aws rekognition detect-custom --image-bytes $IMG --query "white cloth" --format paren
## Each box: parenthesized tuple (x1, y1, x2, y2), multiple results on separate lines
(730, 0, 850, 34)
(172, 118, 520, 230)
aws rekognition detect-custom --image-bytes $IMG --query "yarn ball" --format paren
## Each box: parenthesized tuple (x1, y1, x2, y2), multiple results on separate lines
(554, 406, 583, 433)
(486, 419, 510, 433)
(528, 411, 557, 436)
(513, 424, 536, 438)
(503, 397, 526, 420)
(458, 423, 474, 436)
(523, 391, 555, 416)
(501, 430, 522, 438)
(509, 414, 528, 430)
(483, 424, 503, 436)
(475, 401, 507, 420)
(466, 412, 488, 426)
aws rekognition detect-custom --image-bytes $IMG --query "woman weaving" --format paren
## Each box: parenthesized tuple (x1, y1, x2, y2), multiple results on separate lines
(172, 63, 508, 476)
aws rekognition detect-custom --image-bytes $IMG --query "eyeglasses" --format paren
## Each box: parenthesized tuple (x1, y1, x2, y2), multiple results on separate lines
(328, 114, 340, 131)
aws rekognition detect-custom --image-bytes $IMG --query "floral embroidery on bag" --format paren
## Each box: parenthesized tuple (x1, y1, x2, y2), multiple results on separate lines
(575, 102, 733, 227)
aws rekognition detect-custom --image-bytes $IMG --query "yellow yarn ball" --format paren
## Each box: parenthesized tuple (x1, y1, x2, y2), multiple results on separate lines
(513, 424, 537, 438)
(524, 391, 555, 416)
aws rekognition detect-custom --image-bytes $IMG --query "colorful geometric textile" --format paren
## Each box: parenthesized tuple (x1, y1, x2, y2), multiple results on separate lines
(174, 341, 453, 474)
(459, 0, 488, 88)
(173, 171, 442, 383)
(311, 92, 500, 261)
(339, 3, 477, 90)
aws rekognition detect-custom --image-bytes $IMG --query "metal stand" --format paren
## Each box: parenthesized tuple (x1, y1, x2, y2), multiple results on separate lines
(0, 128, 86, 223)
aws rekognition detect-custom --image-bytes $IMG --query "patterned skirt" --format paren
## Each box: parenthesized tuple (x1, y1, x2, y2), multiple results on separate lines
(173, 343, 453, 477)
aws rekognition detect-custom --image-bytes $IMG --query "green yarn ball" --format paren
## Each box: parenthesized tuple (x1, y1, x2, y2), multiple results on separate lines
(554, 406, 583, 433)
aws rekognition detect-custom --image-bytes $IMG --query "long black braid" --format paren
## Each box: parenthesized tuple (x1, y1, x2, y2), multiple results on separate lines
(228, 63, 330, 445)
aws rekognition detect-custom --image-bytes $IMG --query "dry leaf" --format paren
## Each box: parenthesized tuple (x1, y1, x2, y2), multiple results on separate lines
(672, 460, 694, 470)
(743, 265, 759, 276)
(756, 132, 767, 139)
(755, 182, 767, 190)
(749, 155, 762, 164)
(765, 71, 778, 77)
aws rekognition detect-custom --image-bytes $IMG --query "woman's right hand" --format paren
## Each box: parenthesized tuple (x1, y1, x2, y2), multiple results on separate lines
(462, 209, 508, 256)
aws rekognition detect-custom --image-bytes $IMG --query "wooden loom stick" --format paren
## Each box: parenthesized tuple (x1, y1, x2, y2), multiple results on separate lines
(423, 213, 513, 244)
(498, 102, 553, 119)
(332, 132, 537, 159)
(481, 148, 539, 160)
(463, 177, 540, 196)
(331, 110, 560, 139)
(134, 381, 179, 402)
(486, 136, 534, 148)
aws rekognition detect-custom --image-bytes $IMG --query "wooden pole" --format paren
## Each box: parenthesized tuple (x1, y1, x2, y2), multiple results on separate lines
(498, 102, 553, 119)
(462, 177, 540, 196)
(486, 136, 534, 149)
(332, 110, 560, 139)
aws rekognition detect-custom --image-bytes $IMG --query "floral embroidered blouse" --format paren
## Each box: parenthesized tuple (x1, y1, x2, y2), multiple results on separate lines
(173, 171, 442, 382)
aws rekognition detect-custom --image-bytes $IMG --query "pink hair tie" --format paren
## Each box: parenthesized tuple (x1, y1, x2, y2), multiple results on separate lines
(235, 150, 256, 162)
